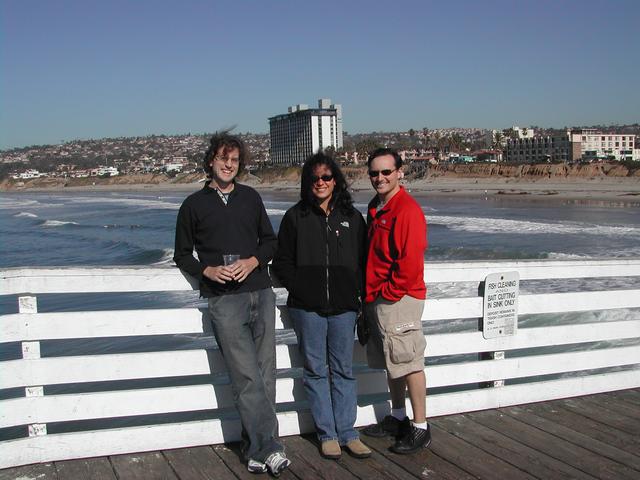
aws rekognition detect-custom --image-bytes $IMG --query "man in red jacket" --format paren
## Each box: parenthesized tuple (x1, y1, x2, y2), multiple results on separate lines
(362, 147, 430, 454)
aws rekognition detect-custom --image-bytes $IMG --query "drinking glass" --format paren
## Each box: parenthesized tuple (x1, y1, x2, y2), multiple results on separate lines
(223, 254, 240, 266)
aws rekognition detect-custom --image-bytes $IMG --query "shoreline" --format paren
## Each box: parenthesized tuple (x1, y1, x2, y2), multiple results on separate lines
(2, 176, 640, 203)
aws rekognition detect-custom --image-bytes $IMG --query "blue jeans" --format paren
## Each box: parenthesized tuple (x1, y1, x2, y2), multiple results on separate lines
(289, 308, 359, 444)
(208, 288, 282, 462)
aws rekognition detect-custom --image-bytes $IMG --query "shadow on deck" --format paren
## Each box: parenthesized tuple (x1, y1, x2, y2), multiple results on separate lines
(2, 389, 639, 480)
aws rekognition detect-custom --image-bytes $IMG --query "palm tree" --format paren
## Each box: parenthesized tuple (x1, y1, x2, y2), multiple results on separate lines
(449, 133, 464, 152)
(492, 131, 505, 150)
(503, 128, 517, 140)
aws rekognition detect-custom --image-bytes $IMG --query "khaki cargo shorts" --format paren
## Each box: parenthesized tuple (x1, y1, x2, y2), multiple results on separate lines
(365, 295, 426, 379)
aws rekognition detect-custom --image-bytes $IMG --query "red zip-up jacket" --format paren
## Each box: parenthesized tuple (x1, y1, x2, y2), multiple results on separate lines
(365, 187, 427, 303)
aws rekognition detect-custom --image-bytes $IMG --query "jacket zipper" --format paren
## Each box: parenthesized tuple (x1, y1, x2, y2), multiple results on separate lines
(325, 215, 330, 306)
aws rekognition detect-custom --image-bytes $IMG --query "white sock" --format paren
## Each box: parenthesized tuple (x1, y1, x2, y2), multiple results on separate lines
(412, 421, 428, 430)
(391, 408, 406, 420)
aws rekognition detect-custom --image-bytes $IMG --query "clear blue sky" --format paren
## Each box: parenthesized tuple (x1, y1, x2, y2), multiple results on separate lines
(1, 0, 638, 149)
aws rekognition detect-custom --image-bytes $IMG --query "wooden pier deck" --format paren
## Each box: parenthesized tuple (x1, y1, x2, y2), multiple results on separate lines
(2, 389, 638, 480)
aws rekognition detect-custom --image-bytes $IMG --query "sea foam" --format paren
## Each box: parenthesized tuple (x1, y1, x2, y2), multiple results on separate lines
(42, 220, 79, 227)
(67, 196, 180, 210)
(152, 248, 175, 266)
(14, 212, 38, 218)
(428, 214, 640, 238)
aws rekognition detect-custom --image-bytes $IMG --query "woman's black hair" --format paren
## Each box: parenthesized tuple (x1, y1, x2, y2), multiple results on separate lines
(300, 152, 353, 214)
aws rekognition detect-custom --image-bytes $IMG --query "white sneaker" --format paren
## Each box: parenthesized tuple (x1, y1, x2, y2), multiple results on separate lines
(264, 451, 291, 477)
(247, 458, 267, 474)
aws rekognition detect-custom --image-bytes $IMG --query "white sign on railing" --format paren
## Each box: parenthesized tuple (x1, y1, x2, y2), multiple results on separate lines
(483, 271, 519, 339)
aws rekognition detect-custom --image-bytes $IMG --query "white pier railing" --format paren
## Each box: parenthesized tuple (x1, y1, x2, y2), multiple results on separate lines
(1, 259, 639, 469)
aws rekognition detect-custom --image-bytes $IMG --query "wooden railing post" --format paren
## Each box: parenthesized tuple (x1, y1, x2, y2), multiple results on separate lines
(18, 295, 47, 437)
(479, 350, 505, 388)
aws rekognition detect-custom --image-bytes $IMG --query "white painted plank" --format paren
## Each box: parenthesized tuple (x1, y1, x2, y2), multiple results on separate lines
(423, 289, 640, 321)
(421, 296, 482, 320)
(0, 267, 198, 294)
(1, 379, 296, 428)
(1, 369, 638, 469)
(1, 309, 206, 342)
(353, 345, 640, 395)
(0, 409, 313, 470)
(1, 350, 213, 389)
(424, 345, 640, 388)
(4, 315, 638, 389)
(3, 345, 637, 428)
(425, 320, 640, 357)
(1, 308, 288, 342)
(425, 368, 640, 417)
(425, 259, 640, 283)
(519, 289, 640, 314)
(3, 259, 640, 294)
(3, 290, 637, 345)
(2, 346, 299, 389)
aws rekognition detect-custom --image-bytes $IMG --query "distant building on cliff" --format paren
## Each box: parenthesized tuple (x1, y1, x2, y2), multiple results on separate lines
(504, 129, 638, 163)
(504, 131, 575, 163)
(269, 98, 343, 165)
(486, 126, 535, 149)
(569, 129, 637, 161)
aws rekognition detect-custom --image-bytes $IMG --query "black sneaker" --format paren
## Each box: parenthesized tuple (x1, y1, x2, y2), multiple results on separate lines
(391, 422, 431, 454)
(362, 415, 402, 438)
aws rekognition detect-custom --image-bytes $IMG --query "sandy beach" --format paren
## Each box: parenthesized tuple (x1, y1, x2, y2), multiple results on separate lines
(2, 175, 639, 204)
(400, 177, 640, 203)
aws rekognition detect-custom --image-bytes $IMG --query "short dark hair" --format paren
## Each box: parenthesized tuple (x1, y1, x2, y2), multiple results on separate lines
(300, 152, 354, 214)
(367, 147, 403, 169)
(203, 130, 249, 176)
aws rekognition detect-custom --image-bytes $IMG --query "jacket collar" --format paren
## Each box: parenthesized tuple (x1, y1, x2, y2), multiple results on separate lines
(371, 186, 406, 212)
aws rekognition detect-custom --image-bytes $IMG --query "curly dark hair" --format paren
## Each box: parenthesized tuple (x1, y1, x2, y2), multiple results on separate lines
(202, 130, 249, 176)
(367, 147, 403, 169)
(300, 152, 354, 214)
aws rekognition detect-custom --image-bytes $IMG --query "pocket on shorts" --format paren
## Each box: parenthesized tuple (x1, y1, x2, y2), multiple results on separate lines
(388, 323, 425, 364)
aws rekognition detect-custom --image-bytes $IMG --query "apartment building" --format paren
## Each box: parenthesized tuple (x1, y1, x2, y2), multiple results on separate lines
(570, 129, 637, 161)
(269, 98, 343, 165)
(486, 126, 535, 149)
(504, 131, 576, 163)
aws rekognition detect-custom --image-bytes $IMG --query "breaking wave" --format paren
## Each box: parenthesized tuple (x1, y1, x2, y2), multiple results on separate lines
(152, 248, 175, 266)
(429, 214, 640, 238)
(42, 220, 80, 227)
(14, 212, 38, 218)
(66, 196, 180, 210)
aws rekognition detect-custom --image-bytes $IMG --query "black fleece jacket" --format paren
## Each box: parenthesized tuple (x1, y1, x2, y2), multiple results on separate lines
(272, 201, 366, 315)
(173, 182, 277, 297)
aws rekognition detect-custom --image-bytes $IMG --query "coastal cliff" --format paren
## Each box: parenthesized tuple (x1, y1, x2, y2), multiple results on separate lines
(425, 162, 640, 179)
(1, 162, 639, 192)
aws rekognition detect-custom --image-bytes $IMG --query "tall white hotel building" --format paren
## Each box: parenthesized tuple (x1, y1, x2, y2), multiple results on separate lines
(269, 98, 343, 165)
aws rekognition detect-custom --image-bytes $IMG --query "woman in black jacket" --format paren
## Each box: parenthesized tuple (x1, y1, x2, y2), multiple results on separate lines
(273, 153, 370, 460)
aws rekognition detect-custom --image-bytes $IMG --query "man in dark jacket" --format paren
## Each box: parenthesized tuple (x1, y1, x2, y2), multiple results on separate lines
(173, 132, 290, 476)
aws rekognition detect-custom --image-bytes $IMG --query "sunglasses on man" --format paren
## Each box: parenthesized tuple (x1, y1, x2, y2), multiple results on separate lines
(368, 169, 397, 178)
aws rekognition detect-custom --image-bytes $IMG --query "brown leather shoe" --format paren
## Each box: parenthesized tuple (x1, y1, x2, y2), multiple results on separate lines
(345, 439, 371, 458)
(321, 440, 341, 459)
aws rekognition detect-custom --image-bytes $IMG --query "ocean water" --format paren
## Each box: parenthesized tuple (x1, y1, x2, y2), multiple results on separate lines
(2, 189, 640, 269)
(1, 188, 639, 437)
(2, 187, 639, 317)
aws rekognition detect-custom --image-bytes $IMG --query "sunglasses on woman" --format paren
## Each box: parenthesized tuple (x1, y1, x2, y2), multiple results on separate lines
(311, 174, 334, 183)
